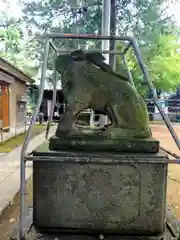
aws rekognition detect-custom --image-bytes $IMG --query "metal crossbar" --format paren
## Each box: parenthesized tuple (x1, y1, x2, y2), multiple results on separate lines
(57, 49, 124, 54)
(44, 32, 132, 40)
(22, 155, 180, 164)
(19, 33, 180, 239)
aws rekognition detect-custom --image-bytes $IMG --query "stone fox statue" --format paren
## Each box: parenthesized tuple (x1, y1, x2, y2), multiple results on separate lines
(55, 50, 152, 138)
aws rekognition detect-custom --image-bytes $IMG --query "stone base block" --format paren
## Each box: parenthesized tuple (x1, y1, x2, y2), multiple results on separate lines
(49, 135, 159, 153)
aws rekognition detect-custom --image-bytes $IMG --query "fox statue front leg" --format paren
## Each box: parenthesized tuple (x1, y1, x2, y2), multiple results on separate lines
(55, 107, 74, 137)
(55, 98, 90, 137)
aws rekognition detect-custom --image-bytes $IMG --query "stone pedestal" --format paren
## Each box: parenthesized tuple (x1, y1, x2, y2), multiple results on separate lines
(32, 140, 167, 236)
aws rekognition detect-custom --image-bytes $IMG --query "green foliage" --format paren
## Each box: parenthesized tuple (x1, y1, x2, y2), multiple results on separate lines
(20, 0, 180, 93)
(0, 25, 21, 52)
(116, 33, 180, 96)
(0, 14, 39, 78)
(147, 34, 180, 91)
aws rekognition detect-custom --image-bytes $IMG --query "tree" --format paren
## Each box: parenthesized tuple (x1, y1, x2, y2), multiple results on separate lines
(116, 32, 180, 97)
(20, 0, 180, 92)
(22, 0, 174, 36)
(20, 0, 169, 54)
(0, 13, 39, 78)
(146, 34, 180, 92)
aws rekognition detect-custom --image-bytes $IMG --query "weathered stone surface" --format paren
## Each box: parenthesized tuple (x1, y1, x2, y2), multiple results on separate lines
(11, 205, 180, 240)
(32, 143, 167, 235)
(49, 135, 159, 153)
(54, 50, 152, 139)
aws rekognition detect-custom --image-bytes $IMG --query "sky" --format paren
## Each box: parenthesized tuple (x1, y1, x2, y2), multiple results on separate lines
(0, 0, 22, 20)
(168, 2, 180, 25)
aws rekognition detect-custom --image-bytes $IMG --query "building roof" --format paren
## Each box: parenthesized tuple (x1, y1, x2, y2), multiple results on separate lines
(0, 57, 34, 84)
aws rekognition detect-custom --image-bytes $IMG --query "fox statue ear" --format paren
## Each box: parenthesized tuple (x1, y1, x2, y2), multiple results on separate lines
(86, 52, 105, 62)
(71, 49, 86, 61)
(70, 50, 105, 62)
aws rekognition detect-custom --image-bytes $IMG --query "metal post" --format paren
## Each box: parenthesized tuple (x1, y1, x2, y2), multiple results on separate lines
(99, 0, 111, 126)
(109, 0, 116, 70)
(46, 71, 58, 139)
(19, 38, 49, 239)
(101, 0, 111, 63)
(122, 55, 135, 87)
